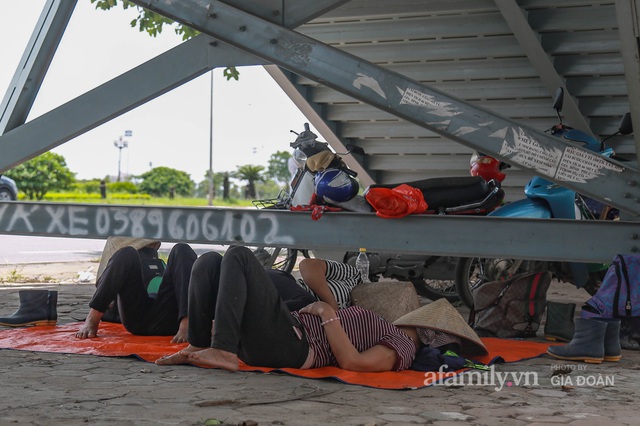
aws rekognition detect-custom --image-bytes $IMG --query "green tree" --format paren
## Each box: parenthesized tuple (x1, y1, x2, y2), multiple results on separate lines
(5, 152, 74, 200)
(234, 165, 265, 199)
(138, 166, 195, 197)
(196, 171, 228, 198)
(266, 150, 293, 190)
(90, 0, 240, 80)
(256, 179, 283, 200)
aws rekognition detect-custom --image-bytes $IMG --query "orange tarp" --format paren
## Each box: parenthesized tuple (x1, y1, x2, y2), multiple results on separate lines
(0, 322, 554, 390)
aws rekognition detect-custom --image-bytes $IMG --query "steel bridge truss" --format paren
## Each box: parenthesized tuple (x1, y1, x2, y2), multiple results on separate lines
(1, 0, 639, 262)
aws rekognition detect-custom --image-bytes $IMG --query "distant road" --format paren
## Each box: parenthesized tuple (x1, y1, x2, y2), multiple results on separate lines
(0, 235, 224, 264)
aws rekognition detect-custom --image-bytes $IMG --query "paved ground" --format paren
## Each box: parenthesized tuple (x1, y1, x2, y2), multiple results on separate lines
(0, 261, 638, 425)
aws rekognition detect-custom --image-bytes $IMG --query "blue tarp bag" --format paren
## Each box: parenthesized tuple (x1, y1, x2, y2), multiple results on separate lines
(582, 254, 640, 349)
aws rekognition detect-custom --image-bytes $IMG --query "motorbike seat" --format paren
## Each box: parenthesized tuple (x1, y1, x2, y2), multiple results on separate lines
(368, 176, 499, 211)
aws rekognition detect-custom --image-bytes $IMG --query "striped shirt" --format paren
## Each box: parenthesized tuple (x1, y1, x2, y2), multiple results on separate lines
(291, 305, 416, 371)
(297, 259, 361, 309)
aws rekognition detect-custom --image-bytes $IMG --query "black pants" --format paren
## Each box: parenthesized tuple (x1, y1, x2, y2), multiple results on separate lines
(187, 246, 309, 368)
(90, 243, 197, 336)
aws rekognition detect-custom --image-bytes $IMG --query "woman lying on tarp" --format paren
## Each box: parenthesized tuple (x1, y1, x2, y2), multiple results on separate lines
(156, 246, 487, 372)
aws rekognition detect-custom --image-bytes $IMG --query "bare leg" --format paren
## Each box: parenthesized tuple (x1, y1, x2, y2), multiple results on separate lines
(75, 308, 104, 339)
(187, 348, 239, 371)
(299, 258, 339, 310)
(155, 344, 206, 365)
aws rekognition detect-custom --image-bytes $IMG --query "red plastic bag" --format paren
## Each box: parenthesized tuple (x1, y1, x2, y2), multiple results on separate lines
(364, 184, 428, 218)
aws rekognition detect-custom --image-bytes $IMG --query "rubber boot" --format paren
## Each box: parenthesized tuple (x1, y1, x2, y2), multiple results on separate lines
(598, 318, 622, 362)
(544, 301, 575, 342)
(0, 290, 58, 327)
(547, 318, 606, 363)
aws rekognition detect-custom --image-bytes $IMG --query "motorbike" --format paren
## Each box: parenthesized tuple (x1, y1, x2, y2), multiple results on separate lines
(454, 88, 633, 309)
(253, 124, 506, 302)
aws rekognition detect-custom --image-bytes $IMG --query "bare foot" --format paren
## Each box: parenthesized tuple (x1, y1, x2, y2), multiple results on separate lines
(187, 348, 239, 371)
(75, 308, 103, 339)
(156, 344, 205, 365)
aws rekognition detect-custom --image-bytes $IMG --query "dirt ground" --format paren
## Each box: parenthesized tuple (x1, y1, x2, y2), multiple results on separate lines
(1, 262, 638, 426)
(0, 261, 99, 285)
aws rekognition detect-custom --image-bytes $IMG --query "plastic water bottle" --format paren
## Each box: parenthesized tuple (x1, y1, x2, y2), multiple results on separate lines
(355, 248, 371, 283)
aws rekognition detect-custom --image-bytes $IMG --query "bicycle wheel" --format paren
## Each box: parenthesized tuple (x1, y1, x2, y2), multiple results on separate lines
(411, 277, 459, 302)
(455, 257, 526, 308)
(252, 247, 298, 273)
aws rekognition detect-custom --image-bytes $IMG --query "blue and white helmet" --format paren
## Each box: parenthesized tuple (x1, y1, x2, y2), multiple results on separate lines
(314, 168, 359, 204)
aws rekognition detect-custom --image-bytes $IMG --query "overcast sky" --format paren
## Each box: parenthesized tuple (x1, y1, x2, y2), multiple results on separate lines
(1, 1, 314, 182)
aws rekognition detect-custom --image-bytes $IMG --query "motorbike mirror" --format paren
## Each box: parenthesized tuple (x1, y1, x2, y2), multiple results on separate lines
(601, 112, 634, 146)
(345, 144, 365, 156)
(619, 112, 633, 135)
(553, 87, 564, 125)
(553, 87, 564, 113)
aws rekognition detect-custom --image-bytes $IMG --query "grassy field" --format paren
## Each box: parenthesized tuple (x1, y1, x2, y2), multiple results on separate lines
(33, 193, 257, 208)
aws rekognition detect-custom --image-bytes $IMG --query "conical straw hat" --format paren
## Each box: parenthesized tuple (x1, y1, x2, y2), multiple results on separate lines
(393, 298, 488, 356)
(351, 281, 421, 323)
(97, 236, 161, 281)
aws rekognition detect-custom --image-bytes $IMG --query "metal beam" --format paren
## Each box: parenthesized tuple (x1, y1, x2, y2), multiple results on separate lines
(127, 0, 640, 217)
(0, 35, 266, 172)
(615, 0, 640, 158)
(0, 202, 637, 263)
(0, 0, 77, 134)
(494, 0, 593, 136)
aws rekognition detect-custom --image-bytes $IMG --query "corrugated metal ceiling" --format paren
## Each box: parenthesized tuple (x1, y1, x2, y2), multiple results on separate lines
(274, 0, 637, 200)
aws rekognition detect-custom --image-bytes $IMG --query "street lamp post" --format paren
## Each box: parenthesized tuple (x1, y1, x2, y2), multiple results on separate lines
(208, 71, 214, 206)
(114, 131, 131, 182)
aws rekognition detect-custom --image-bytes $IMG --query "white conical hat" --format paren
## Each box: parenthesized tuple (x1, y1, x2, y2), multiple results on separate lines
(393, 298, 488, 356)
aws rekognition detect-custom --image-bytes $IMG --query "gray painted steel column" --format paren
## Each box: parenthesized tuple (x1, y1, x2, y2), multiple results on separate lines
(615, 0, 640, 159)
(494, 0, 593, 135)
(0, 0, 77, 134)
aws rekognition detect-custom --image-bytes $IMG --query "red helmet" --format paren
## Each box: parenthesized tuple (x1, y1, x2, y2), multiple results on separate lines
(470, 153, 507, 182)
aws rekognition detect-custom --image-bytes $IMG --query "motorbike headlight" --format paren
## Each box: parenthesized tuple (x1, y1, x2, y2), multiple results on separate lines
(293, 148, 307, 168)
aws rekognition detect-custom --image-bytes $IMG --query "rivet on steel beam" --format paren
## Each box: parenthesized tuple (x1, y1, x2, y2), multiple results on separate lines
(238, 25, 246, 31)
(632, 246, 639, 253)
(623, 192, 631, 199)
(629, 180, 637, 187)
(270, 39, 278, 44)
(632, 233, 639, 240)
(208, 13, 217, 18)
(272, 10, 280, 16)
(209, 41, 218, 47)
